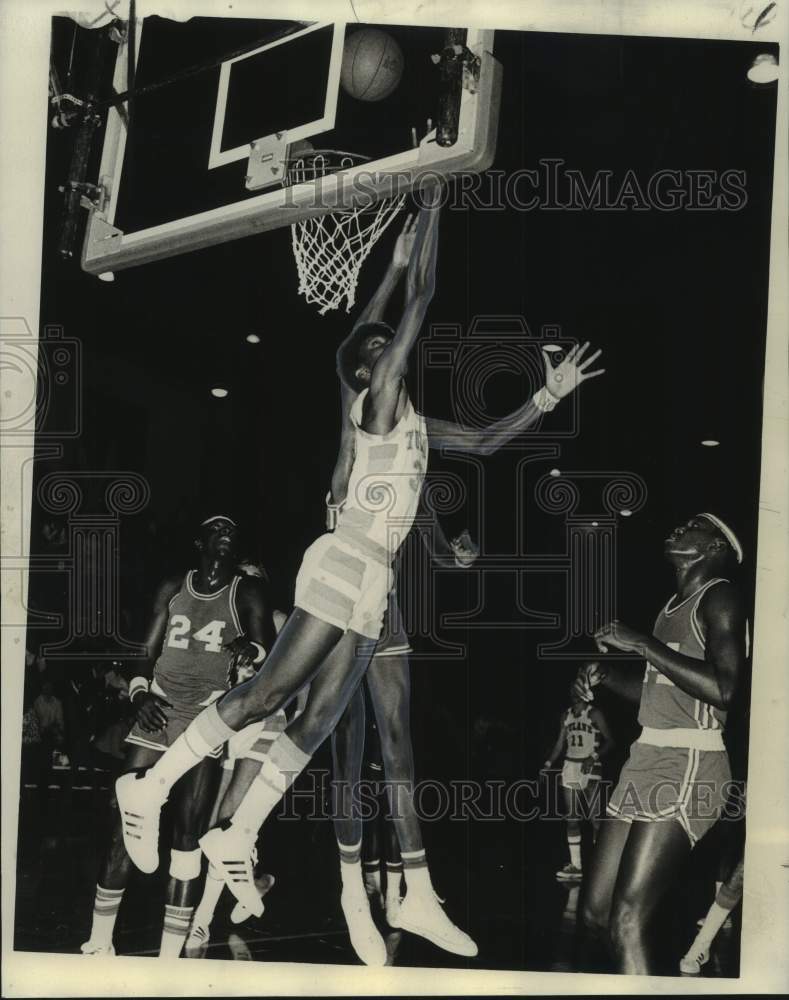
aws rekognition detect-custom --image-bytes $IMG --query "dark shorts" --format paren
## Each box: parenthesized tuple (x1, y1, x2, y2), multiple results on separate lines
(374, 593, 412, 658)
(125, 680, 224, 759)
(607, 739, 731, 846)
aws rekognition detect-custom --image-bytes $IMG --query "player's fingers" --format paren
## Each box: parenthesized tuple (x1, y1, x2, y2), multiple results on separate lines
(401, 212, 415, 233)
(564, 342, 580, 363)
(578, 348, 602, 370)
(573, 341, 590, 363)
(580, 367, 606, 380)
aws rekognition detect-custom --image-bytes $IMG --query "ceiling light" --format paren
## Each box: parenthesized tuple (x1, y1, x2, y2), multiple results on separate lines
(246, 333, 261, 344)
(549, 468, 561, 477)
(620, 509, 633, 517)
(701, 439, 720, 447)
(211, 386, 229, 398)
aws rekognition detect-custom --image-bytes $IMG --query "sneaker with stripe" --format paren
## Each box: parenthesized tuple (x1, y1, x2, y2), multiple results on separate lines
(115, 771, 166, 874)
(198, 826, 263, 918)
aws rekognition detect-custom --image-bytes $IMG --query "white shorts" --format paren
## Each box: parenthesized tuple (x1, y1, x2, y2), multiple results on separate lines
(561, 758, 601, 790)
(294, 532, 392, 640)
(225, 712, 288, 769)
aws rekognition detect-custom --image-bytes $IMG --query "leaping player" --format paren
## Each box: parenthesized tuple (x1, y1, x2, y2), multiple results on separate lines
(81, 515, 276, 958)
(115, 186, 605, 965)
(327, 210, 602, 954)
(575, 514, 749, 975)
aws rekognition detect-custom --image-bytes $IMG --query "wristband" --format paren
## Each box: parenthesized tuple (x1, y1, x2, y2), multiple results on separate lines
(250, 642, 267, 664)
(533, 385, 560, 413)
(325, 491, 345, 531)
(129, 676, 149, 702)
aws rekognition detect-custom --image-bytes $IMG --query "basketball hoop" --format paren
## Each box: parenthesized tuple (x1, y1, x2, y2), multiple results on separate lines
(285, 148, 407, 315)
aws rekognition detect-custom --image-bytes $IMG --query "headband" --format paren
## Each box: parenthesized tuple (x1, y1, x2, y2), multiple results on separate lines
(200, 515, 237, 528)
(698, 513, 743, 564)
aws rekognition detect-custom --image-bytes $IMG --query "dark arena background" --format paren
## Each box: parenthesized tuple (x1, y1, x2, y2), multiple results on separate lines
(14, 16, 776, 977)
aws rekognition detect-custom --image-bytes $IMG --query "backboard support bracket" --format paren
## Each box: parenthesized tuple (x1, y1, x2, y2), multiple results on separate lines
(245, 131, 290, 192)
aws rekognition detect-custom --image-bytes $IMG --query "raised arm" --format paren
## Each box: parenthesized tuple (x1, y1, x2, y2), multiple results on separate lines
(364, 186, 442, 428)
(425, 341, 605, 454)
(327, 379, 358, 524)
(353, 213, 417, 327)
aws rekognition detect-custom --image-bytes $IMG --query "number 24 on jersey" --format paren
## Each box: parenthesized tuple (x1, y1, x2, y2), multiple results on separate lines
(166, 614, 227, 653)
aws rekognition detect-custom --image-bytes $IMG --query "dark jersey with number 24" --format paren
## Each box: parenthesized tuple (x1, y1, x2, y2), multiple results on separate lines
(152, 571, 243, 707)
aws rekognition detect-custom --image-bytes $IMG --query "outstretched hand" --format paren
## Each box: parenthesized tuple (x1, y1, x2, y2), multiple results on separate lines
(542, 342, 605, 400)
(393, 213, 418, 268)
(450, 528, 479, 567)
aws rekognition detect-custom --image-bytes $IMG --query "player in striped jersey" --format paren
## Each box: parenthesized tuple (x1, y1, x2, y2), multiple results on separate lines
(544, 697, 614, 881)
(574, 513, 749, 975)
(81, 515, 276, 958)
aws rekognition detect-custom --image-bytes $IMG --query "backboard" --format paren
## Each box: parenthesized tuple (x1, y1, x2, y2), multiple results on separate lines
(80, 18, 501, 277)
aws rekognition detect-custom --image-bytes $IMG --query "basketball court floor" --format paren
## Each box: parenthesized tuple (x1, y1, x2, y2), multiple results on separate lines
(14, 767, 739, 976)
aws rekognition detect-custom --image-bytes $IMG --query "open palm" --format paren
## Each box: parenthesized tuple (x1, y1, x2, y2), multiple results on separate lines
(543, 341, 605, 400)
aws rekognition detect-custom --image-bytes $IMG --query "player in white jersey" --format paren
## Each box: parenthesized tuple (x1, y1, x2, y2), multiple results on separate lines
(544, 697, 614, 881)
(116, 186, 605, 965)
(573, 513, 749, 975)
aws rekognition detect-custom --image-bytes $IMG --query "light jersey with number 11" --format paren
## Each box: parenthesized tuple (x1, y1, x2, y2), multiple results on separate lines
(152, 571, 243, 708)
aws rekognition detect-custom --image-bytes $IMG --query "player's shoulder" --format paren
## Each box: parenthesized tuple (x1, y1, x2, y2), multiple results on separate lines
(234, 572, 270, 604)
(154, 573, 184, 605)
(699, 579, 743, 618)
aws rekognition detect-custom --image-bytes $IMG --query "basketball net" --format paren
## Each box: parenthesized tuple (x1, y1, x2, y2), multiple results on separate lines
(286, 150, 406, 315)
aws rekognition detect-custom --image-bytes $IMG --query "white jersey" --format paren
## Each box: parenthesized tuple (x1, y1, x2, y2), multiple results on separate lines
(335, 387, 428, 564)
(564, 705, 600, 760)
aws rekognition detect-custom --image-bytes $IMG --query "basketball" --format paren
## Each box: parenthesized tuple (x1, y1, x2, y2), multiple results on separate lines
(340, 28, 404, 102)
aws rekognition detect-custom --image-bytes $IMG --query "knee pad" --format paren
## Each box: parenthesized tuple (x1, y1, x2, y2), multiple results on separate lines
(169, 847, 202, 882)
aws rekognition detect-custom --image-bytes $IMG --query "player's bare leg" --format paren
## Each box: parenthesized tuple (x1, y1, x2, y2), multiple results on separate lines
(582, 817, 690, 974)
(332, 654, 477, 957)
(556, 787, 583, 882)
(199, 630, 388, 964)
(680, 856, 744, 975)
(186, 757, 275, 955)
(159, 756, 220, 957)
(366, 654, 476, 956)
(81, 744, 161, 955)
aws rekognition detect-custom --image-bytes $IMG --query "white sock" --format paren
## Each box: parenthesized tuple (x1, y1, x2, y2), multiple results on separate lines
(160, 904, 193, 957)
(339, 840, 364, 893)
(231, 734, 310, 842)
(386, 863, 403, 903)
(146, 703, 235, 799)
(402, 849, 431, 895)
(192, 865, 224, 930)
(695, 900, 732, 948)
(88, 885, 124, 947)
(363, 862, 382, 895)
(568, 834, 582, 868)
